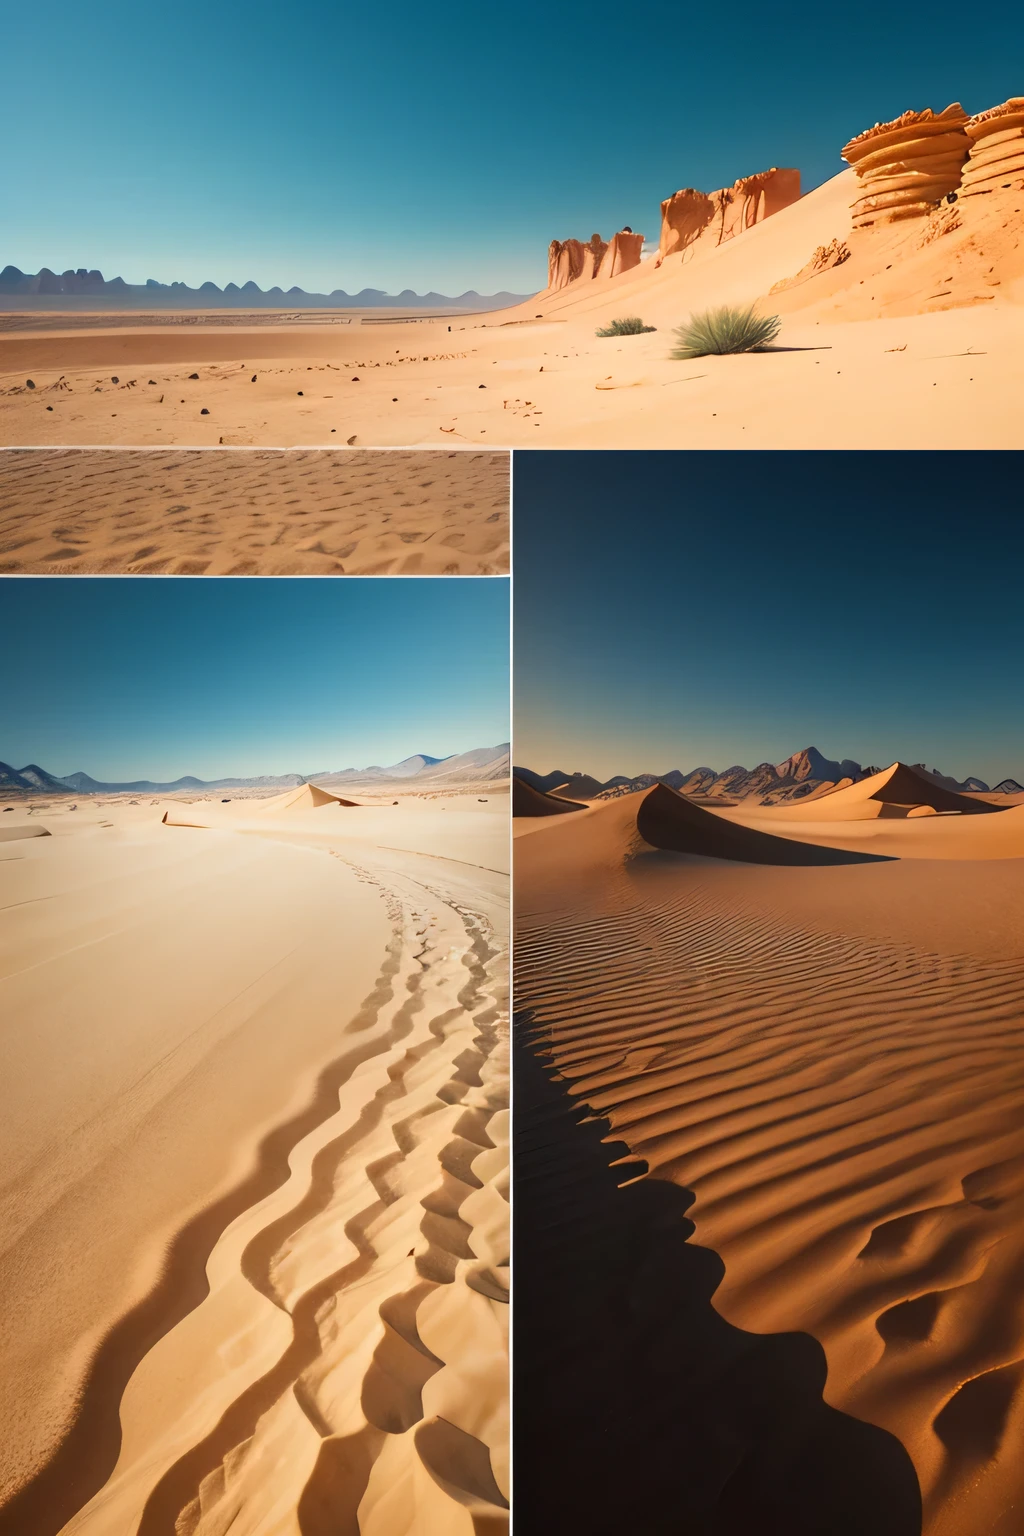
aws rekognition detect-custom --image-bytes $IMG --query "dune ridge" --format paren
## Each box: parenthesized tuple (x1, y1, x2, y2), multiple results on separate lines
(515, 791, 1024, 1534)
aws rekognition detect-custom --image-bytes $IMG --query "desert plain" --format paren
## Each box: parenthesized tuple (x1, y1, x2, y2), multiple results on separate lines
(515, 763, 1024, 1534)
(3, 100, 1024, 450)
(0, 769, 509, 1535)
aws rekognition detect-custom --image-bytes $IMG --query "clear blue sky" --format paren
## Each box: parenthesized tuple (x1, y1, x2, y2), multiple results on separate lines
(2, 577, 509, 780)
(3, 0, 1023, 294)
(514, 453, 1024, 786)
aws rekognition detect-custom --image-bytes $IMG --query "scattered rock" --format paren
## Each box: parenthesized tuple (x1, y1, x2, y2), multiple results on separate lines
(200, 407, 210, 415)
(25, 379, 35, 389)
(111, 375, 119, 383)
(188, 372, 199, 380)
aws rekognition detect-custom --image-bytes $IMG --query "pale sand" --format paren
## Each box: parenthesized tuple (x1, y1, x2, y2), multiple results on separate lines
(0, 787, 509, 1535)
(1, 172, 1022, 449)
(516, 787, 1024, 1534)
(0, 448, 509, 575)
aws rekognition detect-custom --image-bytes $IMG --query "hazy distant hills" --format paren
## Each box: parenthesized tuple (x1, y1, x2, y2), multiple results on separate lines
(514, 747, 1022, 805)
(0, 265, 527, 312)
(0, 743, 510, 797)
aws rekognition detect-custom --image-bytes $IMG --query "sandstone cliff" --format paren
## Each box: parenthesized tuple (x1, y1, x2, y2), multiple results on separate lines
(546, 234, 607, 290)
(841, 104, 970, 227)
(595, 229, 644, 279)
(546, 229, 643, 290)
(657, 168, 801, 263)
(962, 97, 1024, 198)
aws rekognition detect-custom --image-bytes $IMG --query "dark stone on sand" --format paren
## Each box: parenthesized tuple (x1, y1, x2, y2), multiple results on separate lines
(26, 379, 35, 388)
(200, 408, 209, 415)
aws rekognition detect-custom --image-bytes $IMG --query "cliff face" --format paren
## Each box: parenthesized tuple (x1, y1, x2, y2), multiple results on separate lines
(657, 168, 801, 263)
(546, 234, 607, 290)
(545, 230, 642, 291)
(962, 97, 1024, 198)
(841, 104, 971, 227)
(595, 230, 644, 280)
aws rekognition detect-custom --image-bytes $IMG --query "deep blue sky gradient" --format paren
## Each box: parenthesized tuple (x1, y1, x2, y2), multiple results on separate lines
(513, 452, 1024, 785)
(3, 0, 1024, 292)
(2, 577, 509, 780)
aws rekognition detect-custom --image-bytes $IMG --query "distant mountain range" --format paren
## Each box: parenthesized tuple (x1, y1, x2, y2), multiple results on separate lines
(514, 747, 1023, 805)
(0, 743, 510, 797)
(0, 265, 527, 312)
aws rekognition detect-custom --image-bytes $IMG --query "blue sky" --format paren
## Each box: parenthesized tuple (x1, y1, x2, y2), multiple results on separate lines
(3, 0, 1023, 293)
(514, 453, 1024, 786)
(2, 577, 509, 780)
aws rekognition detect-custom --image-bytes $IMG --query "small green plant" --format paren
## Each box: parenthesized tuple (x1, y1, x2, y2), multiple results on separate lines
(595, 316, 656, 337)
(670, 304, 781, 359)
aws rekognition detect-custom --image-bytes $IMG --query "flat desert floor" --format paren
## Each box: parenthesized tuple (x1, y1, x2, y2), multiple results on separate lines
(1, 173, 1022, 449)
(0, 448, 509, 575)
(0, 784, 509, 1535)
(515, 778, 1024, 1535)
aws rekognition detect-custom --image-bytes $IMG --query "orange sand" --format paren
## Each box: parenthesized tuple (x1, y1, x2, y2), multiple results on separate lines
(516, 782, 1024, 1534)
(2, 173, 1022, 449)
(0, 448, 509, 575)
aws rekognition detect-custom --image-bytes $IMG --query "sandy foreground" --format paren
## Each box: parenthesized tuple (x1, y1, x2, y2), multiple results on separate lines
(515, 780, 1024, 1534)
(1, 172, 1022, 450)
(0, 448, 509, 575)
(0, 784, 509, 1535)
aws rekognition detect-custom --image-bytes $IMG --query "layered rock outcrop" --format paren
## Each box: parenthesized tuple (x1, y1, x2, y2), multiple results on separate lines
(657, 168, 800, 263)
(962, 97, 1024, 197)
(841, 104, 970, 227)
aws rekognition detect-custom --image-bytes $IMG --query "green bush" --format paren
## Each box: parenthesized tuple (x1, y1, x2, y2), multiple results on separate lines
(670, 305, 781, 359)
(595, 316, 656, 337)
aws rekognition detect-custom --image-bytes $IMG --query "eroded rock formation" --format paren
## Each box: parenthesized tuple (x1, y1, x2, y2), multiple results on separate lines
(770, 237, 851, 293)
(657, 168, 800, 263)
(962, 97, 1024, 197)
(595, 229, 644, 279)
(546, 234, 607, 291)
(841, 104, 970, 228)
(546, 229, 644, 290)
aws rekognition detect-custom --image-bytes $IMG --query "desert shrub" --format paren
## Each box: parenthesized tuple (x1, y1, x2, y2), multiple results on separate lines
(670, 305, 781, 359)
(595, 316, 656, 337)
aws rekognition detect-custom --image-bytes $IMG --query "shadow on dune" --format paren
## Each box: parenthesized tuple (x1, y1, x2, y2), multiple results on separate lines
(637, 782, 894, 865)
(513, 775, 586, 817)
(514, 1016, 922, 1536)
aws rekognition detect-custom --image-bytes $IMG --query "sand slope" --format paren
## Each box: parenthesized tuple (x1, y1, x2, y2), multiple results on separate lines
(0, 448, 509, 575)
(516, 790, 1024, 1534)
(0, 794, 508, 1535)
(1, 171, 1021, 449)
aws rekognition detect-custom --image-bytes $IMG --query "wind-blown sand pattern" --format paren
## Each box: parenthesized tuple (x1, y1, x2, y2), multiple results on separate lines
(515, 780, 1024, 1534)
(0, 448, 509, 575)
(0, 787, 508, 1535)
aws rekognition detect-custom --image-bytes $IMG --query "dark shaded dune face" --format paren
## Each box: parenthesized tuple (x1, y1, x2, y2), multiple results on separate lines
(513, 1021, 922, 1536)
(636, 782, 893, 864)
(870, 764, 1002, 815)
(551, 773, 604, 800)
(513, 776, 585, 817)
(515, 801, 1024, 1534)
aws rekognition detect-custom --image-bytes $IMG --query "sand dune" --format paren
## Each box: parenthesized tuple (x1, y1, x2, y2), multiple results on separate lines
(0, 791, 508, 1535)
(516, 788, 1024, 1534)
(2, 162, 1021, 449)
(0, 448, 509, 575)
(512, 776, 585, 818)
